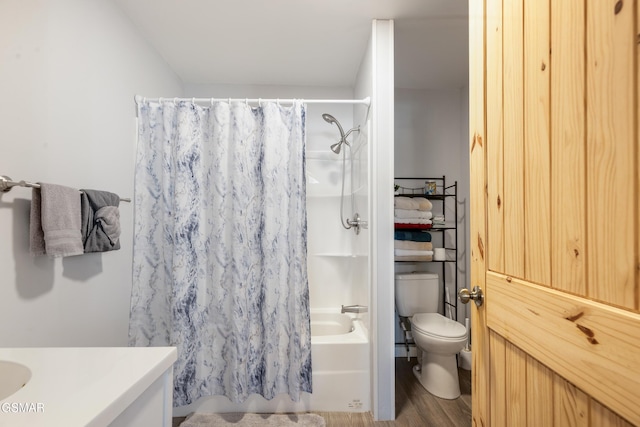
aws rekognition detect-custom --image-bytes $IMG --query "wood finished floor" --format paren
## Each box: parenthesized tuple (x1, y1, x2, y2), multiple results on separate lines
(173, 357, 472, 427)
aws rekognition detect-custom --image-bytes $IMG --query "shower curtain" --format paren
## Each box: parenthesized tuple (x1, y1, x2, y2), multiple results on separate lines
(129, 99, 312, 406)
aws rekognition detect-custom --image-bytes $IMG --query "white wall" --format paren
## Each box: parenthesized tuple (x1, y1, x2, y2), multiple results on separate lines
(393, 88, 471, 343)
(0, 0, 370, 364)
(369, 19, 396, 421)
(395, 88, 467, 178)
(0, 0, 182, 346)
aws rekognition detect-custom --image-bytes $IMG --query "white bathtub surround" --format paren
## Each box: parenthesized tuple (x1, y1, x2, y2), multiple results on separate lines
(130, 99, 312, 406)
(172, 310, 369, 417)
(0, 347, 176, 427)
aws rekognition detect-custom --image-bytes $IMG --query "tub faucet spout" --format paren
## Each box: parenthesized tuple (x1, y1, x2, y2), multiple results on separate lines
(341, 304, 368, 314)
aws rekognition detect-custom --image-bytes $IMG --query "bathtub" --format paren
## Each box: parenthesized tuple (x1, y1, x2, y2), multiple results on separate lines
(173, 309, 370, 416)
(308, 310, 370, 412)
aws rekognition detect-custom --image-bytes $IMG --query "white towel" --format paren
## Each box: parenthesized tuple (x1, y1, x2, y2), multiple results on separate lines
(394, 208, 433, 220)
(394, 197, 418, 210)
(413, 197, 433, 211)
(395, 255, 433, 262)
(394, 249, 434, 257)
(394, 240, 433, 250)
(394, 217, 433, 225)
(39, 183, 83, 257)
(394, 196, 432, 211)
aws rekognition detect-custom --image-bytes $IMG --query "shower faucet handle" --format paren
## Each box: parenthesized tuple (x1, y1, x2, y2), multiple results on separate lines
(341, 305, 368, 314)
(346, 213, 367, 235)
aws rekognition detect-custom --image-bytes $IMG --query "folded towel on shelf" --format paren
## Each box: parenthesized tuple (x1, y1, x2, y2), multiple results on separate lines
(394, 240, 433, 251)
(81, 189, 121, 253)
(394, 217, 433, 225)
(394, 223, 432, 230)
(413, 197, 433, 211)
(432, 215, 446, 225)
(394, 208, 433, 220)
(31, 183, 84, 258)
(394, 196, 432, 211)
(394, 249, 434, 257)
(394, 196, 417, 210)
(394, 255, 433, 262)
(394, 230, 432, 242)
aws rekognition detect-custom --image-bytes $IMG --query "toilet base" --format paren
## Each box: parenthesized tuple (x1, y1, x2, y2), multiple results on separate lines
(412, 351, 461, 399)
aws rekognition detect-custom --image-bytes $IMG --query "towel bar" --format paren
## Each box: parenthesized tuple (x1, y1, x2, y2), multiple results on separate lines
(1, 175, 131, 203)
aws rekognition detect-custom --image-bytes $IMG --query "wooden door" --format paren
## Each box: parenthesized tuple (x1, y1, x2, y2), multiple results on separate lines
(469, 0, 640, 426)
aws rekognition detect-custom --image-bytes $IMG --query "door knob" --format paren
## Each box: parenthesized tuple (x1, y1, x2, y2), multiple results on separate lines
(458, 286, 484, 307)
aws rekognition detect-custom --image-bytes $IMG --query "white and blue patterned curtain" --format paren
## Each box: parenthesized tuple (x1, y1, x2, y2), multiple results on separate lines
(129, 99, 311, 406)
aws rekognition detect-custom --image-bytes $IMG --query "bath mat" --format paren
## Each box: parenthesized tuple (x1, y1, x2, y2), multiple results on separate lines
(179, 412, 326, 427)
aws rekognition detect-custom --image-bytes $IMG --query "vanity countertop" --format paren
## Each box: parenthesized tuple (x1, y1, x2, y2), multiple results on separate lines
(0, 346, 177, 426)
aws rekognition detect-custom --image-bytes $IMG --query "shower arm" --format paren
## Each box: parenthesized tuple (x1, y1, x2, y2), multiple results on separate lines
(341, 126, 359, 145)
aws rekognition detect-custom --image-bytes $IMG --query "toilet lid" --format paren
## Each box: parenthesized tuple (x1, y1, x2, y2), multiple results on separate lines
(412, 313, 467, 339)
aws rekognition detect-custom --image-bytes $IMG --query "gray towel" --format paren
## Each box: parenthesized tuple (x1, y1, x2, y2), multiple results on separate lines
(29, 188, 46, 256)
(80, 189, 121, 253)
(35, 183, 84, 258)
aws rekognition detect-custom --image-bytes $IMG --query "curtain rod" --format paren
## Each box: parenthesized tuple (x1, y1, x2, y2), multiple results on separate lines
(0, 176, 131, 203)
(134, 95, 371, 106)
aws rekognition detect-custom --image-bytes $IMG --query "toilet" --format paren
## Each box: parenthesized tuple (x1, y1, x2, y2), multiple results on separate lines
(395, 272, 467, 399)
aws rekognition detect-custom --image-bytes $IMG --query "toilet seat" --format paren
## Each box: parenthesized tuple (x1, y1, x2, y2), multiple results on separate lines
(411, 313, 466, 340)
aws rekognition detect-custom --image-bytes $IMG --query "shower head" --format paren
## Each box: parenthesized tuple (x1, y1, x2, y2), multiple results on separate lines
(323, 113, 348, 154)
(322, 113, 346, 140)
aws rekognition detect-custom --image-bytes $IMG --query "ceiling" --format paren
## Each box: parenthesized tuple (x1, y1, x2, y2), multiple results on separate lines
(112, 0, 468, 90)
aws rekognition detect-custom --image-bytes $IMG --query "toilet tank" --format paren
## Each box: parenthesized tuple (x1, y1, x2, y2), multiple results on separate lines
(394, 272, 440, 317)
